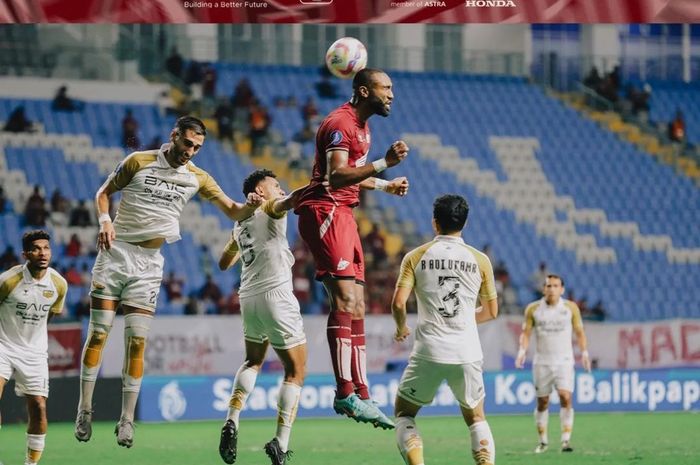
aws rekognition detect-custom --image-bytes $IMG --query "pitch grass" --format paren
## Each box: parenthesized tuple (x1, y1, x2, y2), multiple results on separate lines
(1, 412, 697, 464)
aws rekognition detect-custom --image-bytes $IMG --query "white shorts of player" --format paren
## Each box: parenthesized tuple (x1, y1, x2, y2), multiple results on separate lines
(90, 240, 164, 312)
(240, 286, 306, 350)
(0, 344, 49, 397)
(397, 356, 485, 409)
(533, 363, 575, 396)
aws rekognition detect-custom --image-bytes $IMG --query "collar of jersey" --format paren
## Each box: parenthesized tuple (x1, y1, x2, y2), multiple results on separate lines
(434, 235, 464, 244)
(158, 143, 190, 173)
(22, 263, 51, 286)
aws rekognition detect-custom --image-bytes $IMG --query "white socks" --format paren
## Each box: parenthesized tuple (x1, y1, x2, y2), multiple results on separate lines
(226, 365, 259, 426)
(560, 407, 574, 443)
(469, 420, 495, 465)
(534, 409, 549, 444)
(396, 416, 424, 465)
(26, 433, 45, 465)
(275, 382, 301, 452)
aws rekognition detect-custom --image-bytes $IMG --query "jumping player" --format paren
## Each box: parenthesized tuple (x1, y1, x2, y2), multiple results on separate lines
(295, 67, 409, 429)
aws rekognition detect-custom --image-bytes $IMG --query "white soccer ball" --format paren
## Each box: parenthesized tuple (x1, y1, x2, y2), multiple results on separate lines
(325, 37, 368, 79)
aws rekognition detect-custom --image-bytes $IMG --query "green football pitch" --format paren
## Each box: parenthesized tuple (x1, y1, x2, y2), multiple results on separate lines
(0, 412, 697, 465)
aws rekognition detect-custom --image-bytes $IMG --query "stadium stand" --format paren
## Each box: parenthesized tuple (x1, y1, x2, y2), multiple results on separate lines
(1, 65, 698, 321)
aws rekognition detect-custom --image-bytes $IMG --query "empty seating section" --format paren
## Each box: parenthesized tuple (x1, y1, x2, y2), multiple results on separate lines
(2, 65, 698, 321)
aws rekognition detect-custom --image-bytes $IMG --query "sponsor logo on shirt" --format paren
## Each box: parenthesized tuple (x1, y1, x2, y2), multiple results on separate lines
(42, 290, 54, 298)
(337, 258, 350, 271)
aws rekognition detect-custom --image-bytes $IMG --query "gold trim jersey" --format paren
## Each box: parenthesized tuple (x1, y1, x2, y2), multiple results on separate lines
(0, 264, 67, 356)
(397, 235, 497, 364)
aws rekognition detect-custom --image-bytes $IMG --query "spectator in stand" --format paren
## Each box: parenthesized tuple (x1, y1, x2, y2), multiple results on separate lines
(0, 186, 7, 213)
(122, 109, 140, 151)
(668, 109, 686, 144)
(199, 274, 223, 311)
(165, 47, 184, 81)
(0, 245, 19, 270)
(69, 200, 92, 227)
(202, 63, 217, 116)
(293, 121, 315, 144)
(184, 293, 206, 315)
(363, 223, 387, 265)
(231, 78, 255, 109)
(596, 75, 618, 104)
(3, 105, 36, 133)
(50, 189, 70, 217)
(301, 96, 320, 123)
(248, 99, 271, 157)
(24, 185, 48, 227)
(218, 286, 241, 315)
(162, 271, 185, 303)
(184, 61, 203, 87)
(582, 66, 602, 91)
(146, 136, 161, 150)
(65, 233, 82, 257)
(214, 99, 235, 142)
(529, 261, 548, 300)
(625, 83, 651, 118)
(52, 85, 83, 112)
(65, 264, 83, 286)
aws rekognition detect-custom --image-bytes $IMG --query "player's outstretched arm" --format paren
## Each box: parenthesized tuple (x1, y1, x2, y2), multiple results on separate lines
(359, 176, 409, 197)
(211, 192, 263, 221)
(391, 286, 412, 342)
(327, 141, 409, 189)
(271, 184, 308, 215)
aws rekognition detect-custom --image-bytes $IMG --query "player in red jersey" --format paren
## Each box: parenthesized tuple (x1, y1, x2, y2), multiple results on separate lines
(296, 68, 409, 430)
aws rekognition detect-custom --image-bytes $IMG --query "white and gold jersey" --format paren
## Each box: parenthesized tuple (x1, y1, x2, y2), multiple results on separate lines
(524, 298, 583, 365)
(104, 144, 224, 244)
(222, 199, 294, 299)
(0, 264, 67, 356)
(397, 235, 498, 364)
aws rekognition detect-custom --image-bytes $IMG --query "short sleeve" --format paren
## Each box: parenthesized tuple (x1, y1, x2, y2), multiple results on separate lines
(322, 118, 353, 153)
(198, 172, 224, 201)
(523, 303, 538, 331)
(106, 154, 144, 191)
(222, 231, 239, 256)
(567, 301, 584, 331)
(50, 273, 68, 314)
(396, 254, 416, 289)
(261, 199, 286, 219)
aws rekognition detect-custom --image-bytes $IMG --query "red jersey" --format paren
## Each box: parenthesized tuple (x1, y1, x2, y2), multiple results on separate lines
(297, 102, 371, 208)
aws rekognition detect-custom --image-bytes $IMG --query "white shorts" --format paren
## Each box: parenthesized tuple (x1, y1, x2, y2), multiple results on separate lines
(0, 345, 49, 397)
(533, 363, 575, 397)
(240, 286, 306, 350)
(397, 356, 485, 409)
(90, 240, 164, 312)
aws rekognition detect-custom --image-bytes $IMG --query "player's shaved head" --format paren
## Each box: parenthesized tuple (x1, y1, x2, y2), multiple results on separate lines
(174, 115, 207, 137)
(352, 68, 385, 93)
(433, 194, 469, 234)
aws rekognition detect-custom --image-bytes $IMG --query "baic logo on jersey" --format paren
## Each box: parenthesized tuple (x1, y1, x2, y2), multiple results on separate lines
(143, 175, 187, 204)
(437, 276, 461, 318)
(15, 302, 52, 323)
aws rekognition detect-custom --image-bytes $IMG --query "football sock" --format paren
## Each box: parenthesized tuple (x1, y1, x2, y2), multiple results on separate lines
(226, 365, 258, 426)
(78, 309, 115, 411)
(351, 319, 369, 399)
(121, 313, 152, 421)
(396, 416, 424, 465)
(469, 420, 495, 465)
(560, 407, 574, 443)
(534, 408, 549, 444)
(275, 382, 301, 452)
(327, 311, 354, 398)
(26, 433, 45, 464)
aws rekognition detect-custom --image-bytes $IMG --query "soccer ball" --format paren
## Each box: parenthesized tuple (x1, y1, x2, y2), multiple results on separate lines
(325, 37, 368, 79)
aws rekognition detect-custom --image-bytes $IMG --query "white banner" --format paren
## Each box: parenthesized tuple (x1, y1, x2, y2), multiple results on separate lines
(99, 315, 700, 377)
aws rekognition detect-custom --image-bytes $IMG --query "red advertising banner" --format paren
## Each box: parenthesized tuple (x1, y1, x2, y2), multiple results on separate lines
(1, 0, 699, 23)
(47, 322, 81, 376)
